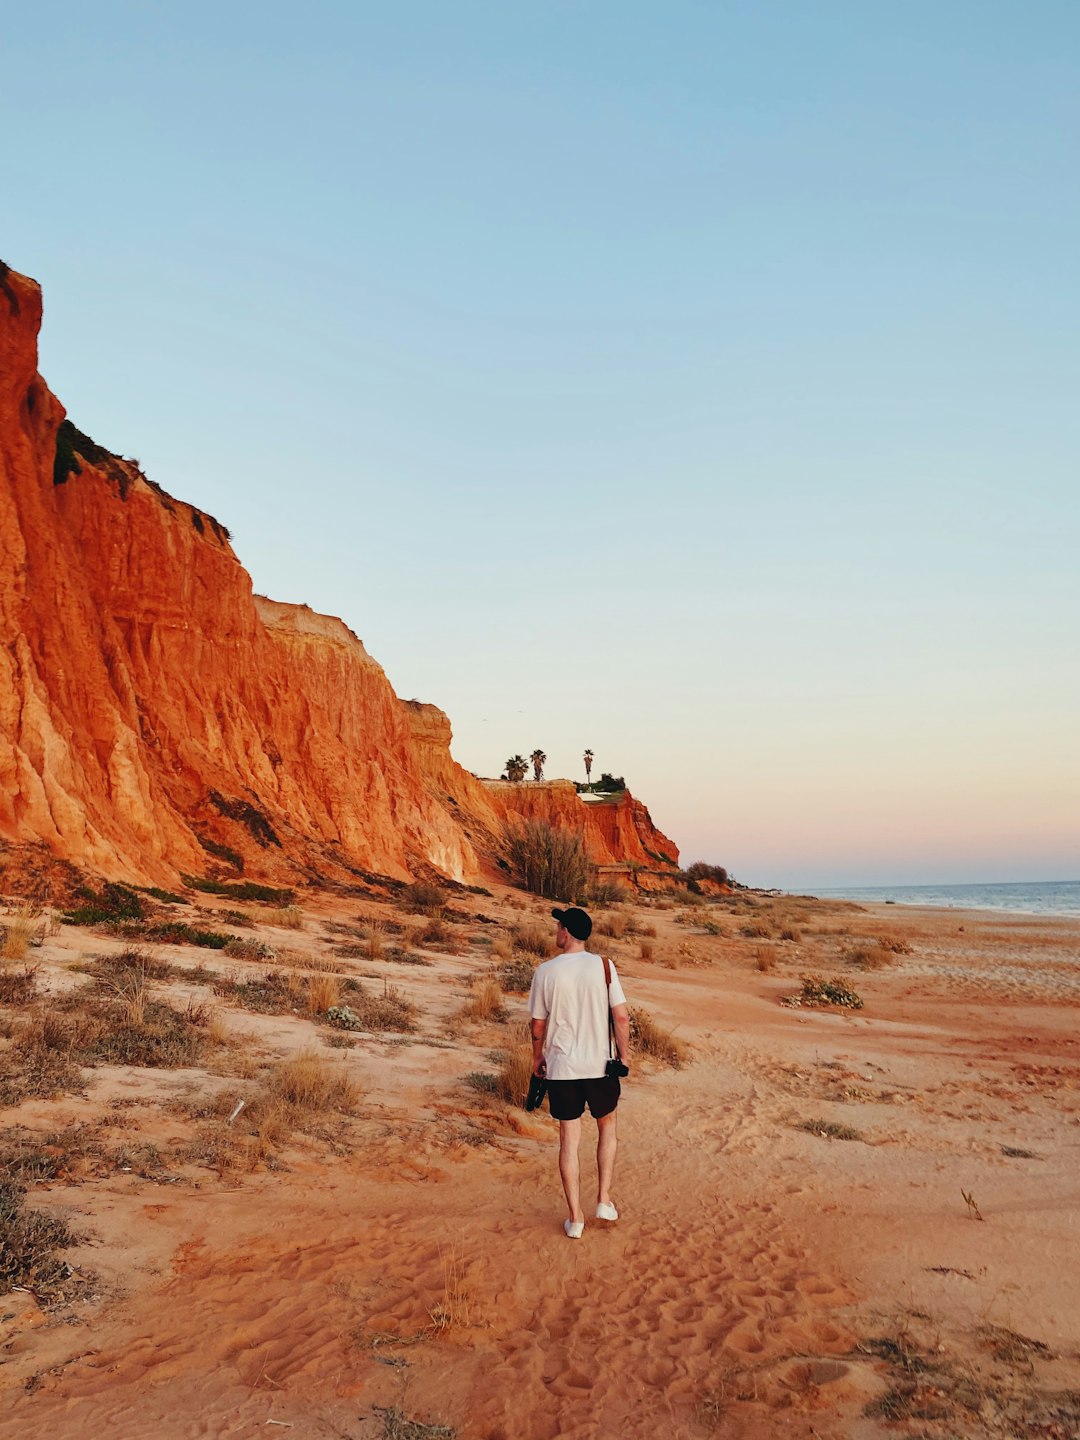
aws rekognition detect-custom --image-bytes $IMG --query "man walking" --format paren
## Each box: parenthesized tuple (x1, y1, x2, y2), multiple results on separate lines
(528, 906, 631, 1239)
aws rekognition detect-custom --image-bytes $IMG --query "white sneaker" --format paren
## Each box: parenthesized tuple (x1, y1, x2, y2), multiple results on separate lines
(564, 1219, 585, 1239)
(595, 1202, 619, 1221)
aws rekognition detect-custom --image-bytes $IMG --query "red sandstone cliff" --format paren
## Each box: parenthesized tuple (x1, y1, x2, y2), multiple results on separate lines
(0, 264, 678, 890)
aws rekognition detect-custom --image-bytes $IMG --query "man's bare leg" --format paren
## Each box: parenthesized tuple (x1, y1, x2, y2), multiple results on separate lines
(559, 1119, 584, 1222)
(596, 1110, 618, 1207)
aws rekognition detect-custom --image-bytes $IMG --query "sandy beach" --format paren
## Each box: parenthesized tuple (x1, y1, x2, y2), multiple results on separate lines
(2, 887, 1078, 1440)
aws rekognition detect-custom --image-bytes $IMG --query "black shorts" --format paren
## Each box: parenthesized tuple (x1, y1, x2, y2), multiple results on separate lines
(546, 1075, 621, 1122)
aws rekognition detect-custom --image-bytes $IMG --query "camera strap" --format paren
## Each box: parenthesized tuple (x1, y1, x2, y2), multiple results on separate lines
(601, 955, 619, 1061)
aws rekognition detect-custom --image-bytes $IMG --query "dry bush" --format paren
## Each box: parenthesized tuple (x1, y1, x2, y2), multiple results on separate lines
(13, 986, 212, 1073)
(326, 979, 418, 1033)
(0, 1180, 88, 1304)
(504, 818, 588, 902)
(739, 921, 772, 939)
(402, 881, 446, 917)
(779, 926, 801, 942)
(701, 917, 725, 936)
(222, 937, 276, 962)
(189, 1050, 359, 1172)
(414, 916, 449, 947)
(266, 905, 304, 929)
(640, 922, 657, 938)
(629, 1007, 688, 1068)
(495, 1042, 535, 1106)
(754, 947, 777, 972)
(876, 935, 913, 954)
(0, 965, 39, 1005)
(279, 947, 340, 973)
(307, 973, 342, 1014)
(362, 922, 385, 960)
(512, 922, 550, 957)
(1, 907, 41, 962)
(498, 956, 536, 994)
(842, 944, 895, 971)
(594, 912, 628, 940)
(461, 978, 507, 1023)
(491, 932, 513, 961)
(267, 1048, 360, 1112)
(588, 880, 631, 907)
(639, 940, 655, 961)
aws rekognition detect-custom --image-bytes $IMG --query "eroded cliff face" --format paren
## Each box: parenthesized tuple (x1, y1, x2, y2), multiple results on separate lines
(0, 264, 678, 890)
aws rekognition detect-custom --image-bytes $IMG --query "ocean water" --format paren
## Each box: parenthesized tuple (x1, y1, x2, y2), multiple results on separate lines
(810, 880, 1080, 918)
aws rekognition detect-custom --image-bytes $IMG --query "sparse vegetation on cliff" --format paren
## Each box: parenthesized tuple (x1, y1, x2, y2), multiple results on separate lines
(504, 819, 587, 902)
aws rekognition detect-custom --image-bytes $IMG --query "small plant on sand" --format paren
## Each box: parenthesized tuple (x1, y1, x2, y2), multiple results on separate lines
(779, 926, 801, 942)
(629, 1007, 688, 1068)
(784, 975, 863, 1010)
(639, 939, 655, 961)
(797, 1118, 863, 1141)
(754, 947, 776, 973)
(739, 921, 772, 939)
(504, 818, 588, 902)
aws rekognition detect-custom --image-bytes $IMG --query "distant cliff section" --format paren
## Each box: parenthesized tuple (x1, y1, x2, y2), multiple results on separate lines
(0, 264, 678, 891)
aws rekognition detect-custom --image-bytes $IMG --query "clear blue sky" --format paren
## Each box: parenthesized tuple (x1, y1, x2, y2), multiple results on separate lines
(4, 2, 1078, 886)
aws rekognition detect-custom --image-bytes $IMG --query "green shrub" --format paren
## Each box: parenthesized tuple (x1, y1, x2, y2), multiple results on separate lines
(63, 882, 146, 926)
(504, 819, 587, 902)
(180, 875, 294, 904)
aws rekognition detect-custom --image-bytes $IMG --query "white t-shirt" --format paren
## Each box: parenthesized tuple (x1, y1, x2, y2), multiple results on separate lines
(528, 950, 627, 1081)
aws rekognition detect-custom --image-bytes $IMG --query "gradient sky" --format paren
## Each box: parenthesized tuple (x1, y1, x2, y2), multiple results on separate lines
(4, 2, 1078, 887)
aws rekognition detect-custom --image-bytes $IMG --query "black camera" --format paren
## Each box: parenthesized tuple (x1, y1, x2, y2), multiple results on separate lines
(605, 1058, 629, 1079)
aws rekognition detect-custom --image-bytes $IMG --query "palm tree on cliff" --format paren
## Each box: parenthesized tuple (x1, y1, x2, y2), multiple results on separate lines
(505, 755, 528, 783)
(584, 749, 594, 788)
(530, 748, 546, 783)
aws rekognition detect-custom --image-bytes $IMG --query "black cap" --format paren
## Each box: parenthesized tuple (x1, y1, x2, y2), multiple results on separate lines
(551, 906, 592, 941)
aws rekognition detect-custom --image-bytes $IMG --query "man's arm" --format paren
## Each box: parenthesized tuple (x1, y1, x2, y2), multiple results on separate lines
(530, 1017, 547, 1077)
(612, 1002, 630, 1067)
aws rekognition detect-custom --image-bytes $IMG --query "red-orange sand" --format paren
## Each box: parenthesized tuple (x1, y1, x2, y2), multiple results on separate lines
(2, 890, 1078, 1439)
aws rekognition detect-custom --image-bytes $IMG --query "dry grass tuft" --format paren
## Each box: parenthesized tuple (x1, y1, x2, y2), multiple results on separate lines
(429, 1243, 472, 1331)
(1, 905, 47, 961)
(267, 1048, 360, 1112)
(307, 972, 342, 1015)
(490, 932, 514, 961)
(512, 922, 550, 957)
(594, 912, 628, 940)
(639, 939, 655, 961)
(629, 1007, 689, 1068)
(754, 947, 777, 973)
(494, 1042, 535, 1106)
(266, 904, 304, 929)
(461, 977, 507, 1023)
